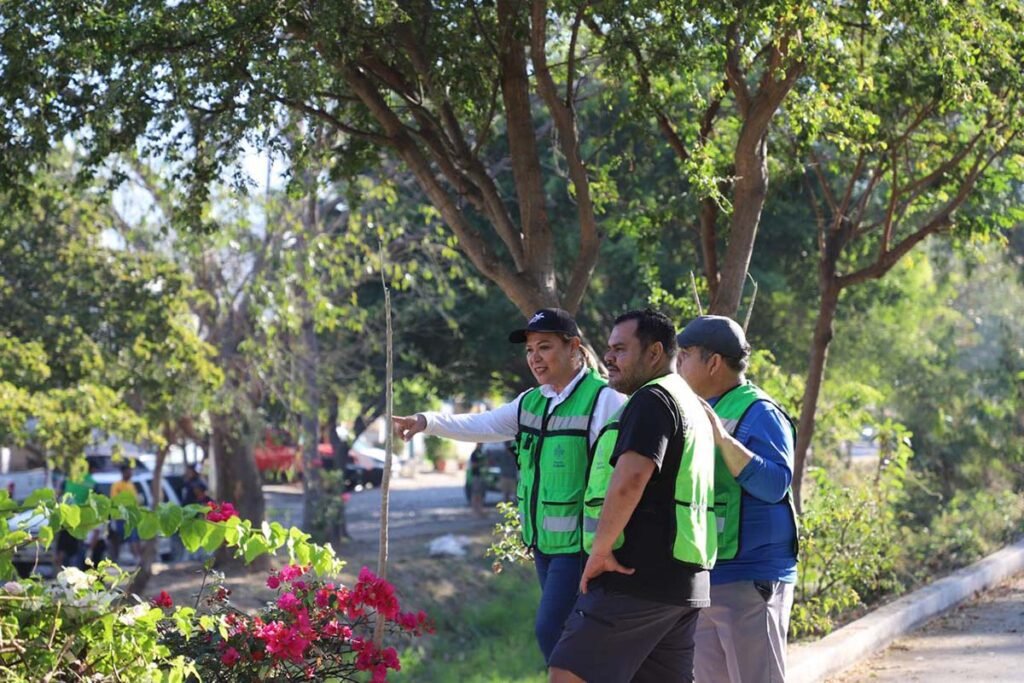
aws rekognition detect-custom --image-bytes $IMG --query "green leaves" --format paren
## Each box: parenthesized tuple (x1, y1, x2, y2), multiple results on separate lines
(178, 518, 208, 554)
(0, 489, 344, 582)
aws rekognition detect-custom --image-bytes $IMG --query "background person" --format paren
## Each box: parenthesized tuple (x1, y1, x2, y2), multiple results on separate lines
(549, 309, 716, 683)
(498, 441, 518, 504)
(393, 308, 625, 663)
(109, 465, 143, 564)
(467, 443, 487, 516)
(55, 460, 99, 568)
(676, 315, 799, 683)
(179, 463, 209, 506)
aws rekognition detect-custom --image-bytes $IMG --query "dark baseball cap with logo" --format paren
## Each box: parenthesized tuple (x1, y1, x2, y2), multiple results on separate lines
(676, 315, 750, 359)
(508, 308, 581, 343)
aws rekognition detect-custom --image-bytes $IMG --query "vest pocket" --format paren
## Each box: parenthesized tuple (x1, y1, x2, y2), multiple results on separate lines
(672, 499, 715, 568)
(537, 499, 581, 546)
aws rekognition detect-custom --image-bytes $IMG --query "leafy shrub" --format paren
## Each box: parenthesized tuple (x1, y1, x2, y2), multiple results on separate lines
(791, 443, 911, 639)
(902, 488, 1024, 581)
(0, 487, 425, 681)
(424, 436, 457, 468)
(486, 501, 531, 573)
(0, 562, 195, 682)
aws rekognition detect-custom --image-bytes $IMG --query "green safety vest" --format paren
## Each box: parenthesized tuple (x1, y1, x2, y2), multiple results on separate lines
(515, 369, 608, 555)
(64, 474, 96, 505)
(712, 382, 800, 561)
(582, 373, 718, 569)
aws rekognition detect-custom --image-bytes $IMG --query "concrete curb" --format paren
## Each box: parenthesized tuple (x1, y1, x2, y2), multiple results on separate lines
(787, 537, 1024, 683)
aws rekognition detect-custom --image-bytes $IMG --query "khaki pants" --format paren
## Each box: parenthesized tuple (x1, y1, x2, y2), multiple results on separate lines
(695, 580, 794, 683)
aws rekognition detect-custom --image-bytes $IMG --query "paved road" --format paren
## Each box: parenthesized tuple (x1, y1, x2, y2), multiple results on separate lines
(264, 471, 501, 545)
(830, 572, 1024, 682)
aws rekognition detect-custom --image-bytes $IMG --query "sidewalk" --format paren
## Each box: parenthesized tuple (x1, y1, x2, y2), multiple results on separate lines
(828, 572, 1024, 681)
(789, 537, 1024, 682)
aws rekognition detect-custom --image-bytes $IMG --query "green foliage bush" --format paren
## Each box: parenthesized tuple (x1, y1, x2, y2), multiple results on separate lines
(902, 488, 1024, 582)
(424, 436, 458, 468)
(0, 488, 434, 681)
(0, 562, 196, 682)
(791, 445, 911, 639)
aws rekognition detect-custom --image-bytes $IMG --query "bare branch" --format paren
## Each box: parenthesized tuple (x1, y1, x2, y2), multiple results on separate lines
(807, 146, 840, 214)
(724, 22, 751, 116)
(266, 94, 389, 144)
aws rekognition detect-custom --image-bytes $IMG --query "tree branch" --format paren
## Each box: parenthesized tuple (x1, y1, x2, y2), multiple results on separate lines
(498, 0, 555, 295)
(530, 0, 600, 313)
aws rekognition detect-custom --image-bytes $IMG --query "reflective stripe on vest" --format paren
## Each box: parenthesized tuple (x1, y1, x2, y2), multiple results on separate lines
(514, 369, 608, 555)
(542, 515, 579, 533)
(712, 382, 800, 561)
(582, 374, 718, 569)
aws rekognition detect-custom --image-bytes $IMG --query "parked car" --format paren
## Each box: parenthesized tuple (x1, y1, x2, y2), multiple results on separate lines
(253, 428, 331, 477)
(464, 441, 515, 503)
(0, 468, 52, 502)
(10, 469, 184, 577)
(347, 437, 393, 489)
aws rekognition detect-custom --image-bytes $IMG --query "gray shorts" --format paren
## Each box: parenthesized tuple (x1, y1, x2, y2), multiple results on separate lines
(548, 586, 701, 682)
(694, 580, 795, 683)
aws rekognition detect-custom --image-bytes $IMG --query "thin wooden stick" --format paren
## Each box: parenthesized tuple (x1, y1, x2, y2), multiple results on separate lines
(743, 272, 759, 332)
(690, 271, 704, 315)
(374, 242, 394, 647)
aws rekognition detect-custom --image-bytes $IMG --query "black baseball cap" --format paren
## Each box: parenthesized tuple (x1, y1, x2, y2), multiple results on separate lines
(676, 315, 750, 358)
(508, 308, 581, 343)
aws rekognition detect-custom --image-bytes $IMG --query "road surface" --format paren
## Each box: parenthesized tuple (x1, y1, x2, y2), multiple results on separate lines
(264, 470, 500, 545)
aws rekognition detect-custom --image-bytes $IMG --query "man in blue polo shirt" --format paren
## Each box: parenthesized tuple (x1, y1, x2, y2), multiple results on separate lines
(676, 316, 799, 683)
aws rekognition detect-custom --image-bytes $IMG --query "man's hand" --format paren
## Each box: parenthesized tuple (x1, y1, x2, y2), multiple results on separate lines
(392, 414, 426, 442)
(698, 398, 752, 477)
(699, 398, 729, 446)
(579, 550, 634, 594)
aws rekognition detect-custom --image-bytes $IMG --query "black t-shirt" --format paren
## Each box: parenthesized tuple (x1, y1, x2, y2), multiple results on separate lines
(591, 383, 710, 607)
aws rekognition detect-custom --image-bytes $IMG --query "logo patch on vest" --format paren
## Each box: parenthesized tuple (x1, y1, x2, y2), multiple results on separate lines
(552, 444, 566, 467)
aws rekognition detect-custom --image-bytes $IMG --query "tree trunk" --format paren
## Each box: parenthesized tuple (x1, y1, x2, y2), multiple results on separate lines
(210, 411, 270, 570)
(699, 196, 720, 301)
(711, 130, 769, 316)
(792, 281, 841, 508)
(299, 312, 322, 535)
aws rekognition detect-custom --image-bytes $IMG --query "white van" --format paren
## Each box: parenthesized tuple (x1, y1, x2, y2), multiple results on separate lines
(9, 469, 184, 577)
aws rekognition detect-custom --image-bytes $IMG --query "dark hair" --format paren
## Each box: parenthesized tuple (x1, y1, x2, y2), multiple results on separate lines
(614, 308, 678, 358)
(698, 347, 749, 373)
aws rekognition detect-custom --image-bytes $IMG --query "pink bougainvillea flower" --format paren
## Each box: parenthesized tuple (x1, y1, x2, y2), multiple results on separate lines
(205, 501, 239, 523)
(276, 591, 301, 613)
(152, 591, 174, 609)
(266, 575, 282, 590)
(221, 647, 241, 667)
(278, 565, 305, 582)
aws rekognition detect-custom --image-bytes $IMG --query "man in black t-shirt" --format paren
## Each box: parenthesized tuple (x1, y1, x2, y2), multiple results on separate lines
(549, 309, 715, 683)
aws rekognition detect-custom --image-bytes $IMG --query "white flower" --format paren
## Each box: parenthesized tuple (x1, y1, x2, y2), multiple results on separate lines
(3, 581, 25, 595)
(118, 602, 151, 626)
(56, 566, 95, 591)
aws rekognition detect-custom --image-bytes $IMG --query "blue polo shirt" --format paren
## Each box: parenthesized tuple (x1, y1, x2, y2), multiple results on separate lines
(708, 396, 798, 585)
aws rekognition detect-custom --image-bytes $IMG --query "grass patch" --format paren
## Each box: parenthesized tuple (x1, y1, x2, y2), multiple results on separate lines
(394, 564, 547, 683)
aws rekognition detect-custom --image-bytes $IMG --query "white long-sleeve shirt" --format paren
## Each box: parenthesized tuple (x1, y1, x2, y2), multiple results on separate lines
(421, 366, 626, 447)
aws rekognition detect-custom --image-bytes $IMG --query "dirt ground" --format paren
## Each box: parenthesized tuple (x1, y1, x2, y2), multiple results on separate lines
(829, 572, 1024, 682)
